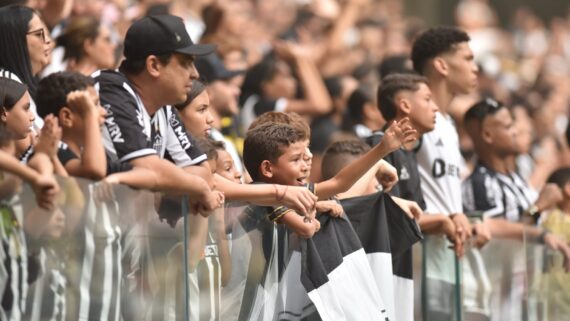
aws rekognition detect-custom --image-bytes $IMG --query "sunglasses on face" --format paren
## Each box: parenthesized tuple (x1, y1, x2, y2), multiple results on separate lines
(26, 28, 48, 44)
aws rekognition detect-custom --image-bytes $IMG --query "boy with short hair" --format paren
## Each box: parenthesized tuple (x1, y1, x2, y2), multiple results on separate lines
(37, 72, 107, 180)
(242, 119, 415, 319)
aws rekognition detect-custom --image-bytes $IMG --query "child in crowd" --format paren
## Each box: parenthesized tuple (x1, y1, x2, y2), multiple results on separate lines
(0, 74, 61, 320)
(242, 119, 415, 319)
(172, 79, 319, 221)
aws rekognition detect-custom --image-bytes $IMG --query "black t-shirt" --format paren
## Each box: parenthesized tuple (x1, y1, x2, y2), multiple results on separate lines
(365, 131, 426, 211)
(57, 143, 133, 175)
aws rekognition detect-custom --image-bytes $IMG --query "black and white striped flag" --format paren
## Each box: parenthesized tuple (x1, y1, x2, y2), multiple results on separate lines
(341, 191, 423, 321)
(300, 211, 390, 321)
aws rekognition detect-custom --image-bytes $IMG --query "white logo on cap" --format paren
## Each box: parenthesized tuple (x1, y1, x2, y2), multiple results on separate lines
(175, 33, 181, 42)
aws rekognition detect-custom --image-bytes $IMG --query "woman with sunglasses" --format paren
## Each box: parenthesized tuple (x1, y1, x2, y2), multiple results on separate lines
(0, 5, 53, 134)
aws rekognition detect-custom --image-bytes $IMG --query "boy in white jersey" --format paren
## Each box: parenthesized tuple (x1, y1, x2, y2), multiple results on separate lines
(411, 26, 489, 320)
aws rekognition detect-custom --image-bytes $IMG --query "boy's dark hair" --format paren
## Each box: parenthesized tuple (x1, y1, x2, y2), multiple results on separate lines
(195, 137, 220, 161)
(321, 139, 370, 180)
(411, 26, 470, 74)
(248, 111, 310, 141)
(377, 73, 428, 121)
(0, 77, 27, 111)
(174, 79, 207, 110)
(547, 167, 570, 191)
(243, 122, 304, 182)
(463, 97, 506, 127)
(36, 72, 95, 119)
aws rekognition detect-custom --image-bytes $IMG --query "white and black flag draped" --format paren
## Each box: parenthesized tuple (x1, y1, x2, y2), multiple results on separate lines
(341, 191, 423, 321)
(227, 191, 391, 320)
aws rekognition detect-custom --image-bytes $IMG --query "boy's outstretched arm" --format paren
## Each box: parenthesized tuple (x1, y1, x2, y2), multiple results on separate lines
(315, 118, 416, 200)
(214, 174, 318, 217)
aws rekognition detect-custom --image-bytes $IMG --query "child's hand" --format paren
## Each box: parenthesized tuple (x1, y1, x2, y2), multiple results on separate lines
(35, 115, 61, 158)
(67, 90, 97, 118)
(32, 173, 59, 211)
(377, 160, 398, 192)
(316, 200, 343, 217)
(381, 117, 417, 153)
(392, 197, 422, 220)
(313, 219, 321, 233)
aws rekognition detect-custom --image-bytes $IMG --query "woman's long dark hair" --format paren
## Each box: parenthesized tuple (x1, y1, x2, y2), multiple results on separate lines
(0, 77, 28, 111)
(0, 6, 38, 99)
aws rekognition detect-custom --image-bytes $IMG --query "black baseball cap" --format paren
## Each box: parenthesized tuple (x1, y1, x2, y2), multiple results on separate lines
(124, 14, 216, 60)
(195, 52, 244, 83)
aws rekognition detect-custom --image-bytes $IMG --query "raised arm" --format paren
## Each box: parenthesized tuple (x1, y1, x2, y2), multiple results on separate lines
(316, 118, 416, 199)
(63, 90, 107, 180)
(273, 41, 333, 117)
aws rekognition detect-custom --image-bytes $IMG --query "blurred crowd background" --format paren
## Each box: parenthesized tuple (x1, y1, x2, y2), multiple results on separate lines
(3, 0, 570, 187)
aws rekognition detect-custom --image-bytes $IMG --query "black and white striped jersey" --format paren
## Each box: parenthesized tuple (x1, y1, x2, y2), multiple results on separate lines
(0, 200, 29, 321)
(93, 70, 206, 167)
(24, 247, 66, 321)
(462, 162, 537, 221)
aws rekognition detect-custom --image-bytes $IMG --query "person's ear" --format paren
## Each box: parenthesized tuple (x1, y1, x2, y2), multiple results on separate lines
(260, 160, 274, 179)
(0, 107, 7, 123)
(398, 96, 412, 115)
(59, 107, 73, 128)
(146, 55, 162, 78)
(432, 56, 449, 77)
(481, 122, 494, 145)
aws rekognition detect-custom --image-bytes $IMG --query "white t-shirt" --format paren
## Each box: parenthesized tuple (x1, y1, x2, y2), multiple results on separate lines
(415, 112, 463, 215)
(415, 112, 463, 285)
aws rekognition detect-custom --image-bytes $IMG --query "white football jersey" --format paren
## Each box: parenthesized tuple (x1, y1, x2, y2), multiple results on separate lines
(415, 112, 463, 215)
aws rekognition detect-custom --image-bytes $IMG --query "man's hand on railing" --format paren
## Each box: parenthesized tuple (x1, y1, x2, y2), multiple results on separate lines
(471, 221, 491, 249)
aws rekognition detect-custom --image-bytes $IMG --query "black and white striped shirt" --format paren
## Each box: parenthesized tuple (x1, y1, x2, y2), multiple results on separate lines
(462, 163, 537, 221)
(93, 70, 206, 167)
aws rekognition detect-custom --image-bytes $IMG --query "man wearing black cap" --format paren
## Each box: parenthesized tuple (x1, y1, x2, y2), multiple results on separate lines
(93, 14, 224, 214)
(195, 52, 245, 174)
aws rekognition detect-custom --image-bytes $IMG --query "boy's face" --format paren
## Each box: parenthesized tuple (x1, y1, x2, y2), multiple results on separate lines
(216, 149, 242, 184)
(405, 83, 439, 134)
(265, 141, 309, 186)
(302, 140, 312, 177)
(481, 108, 518, 156)
(67, 86, 106, 140)
(441, 42, 478, 95)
